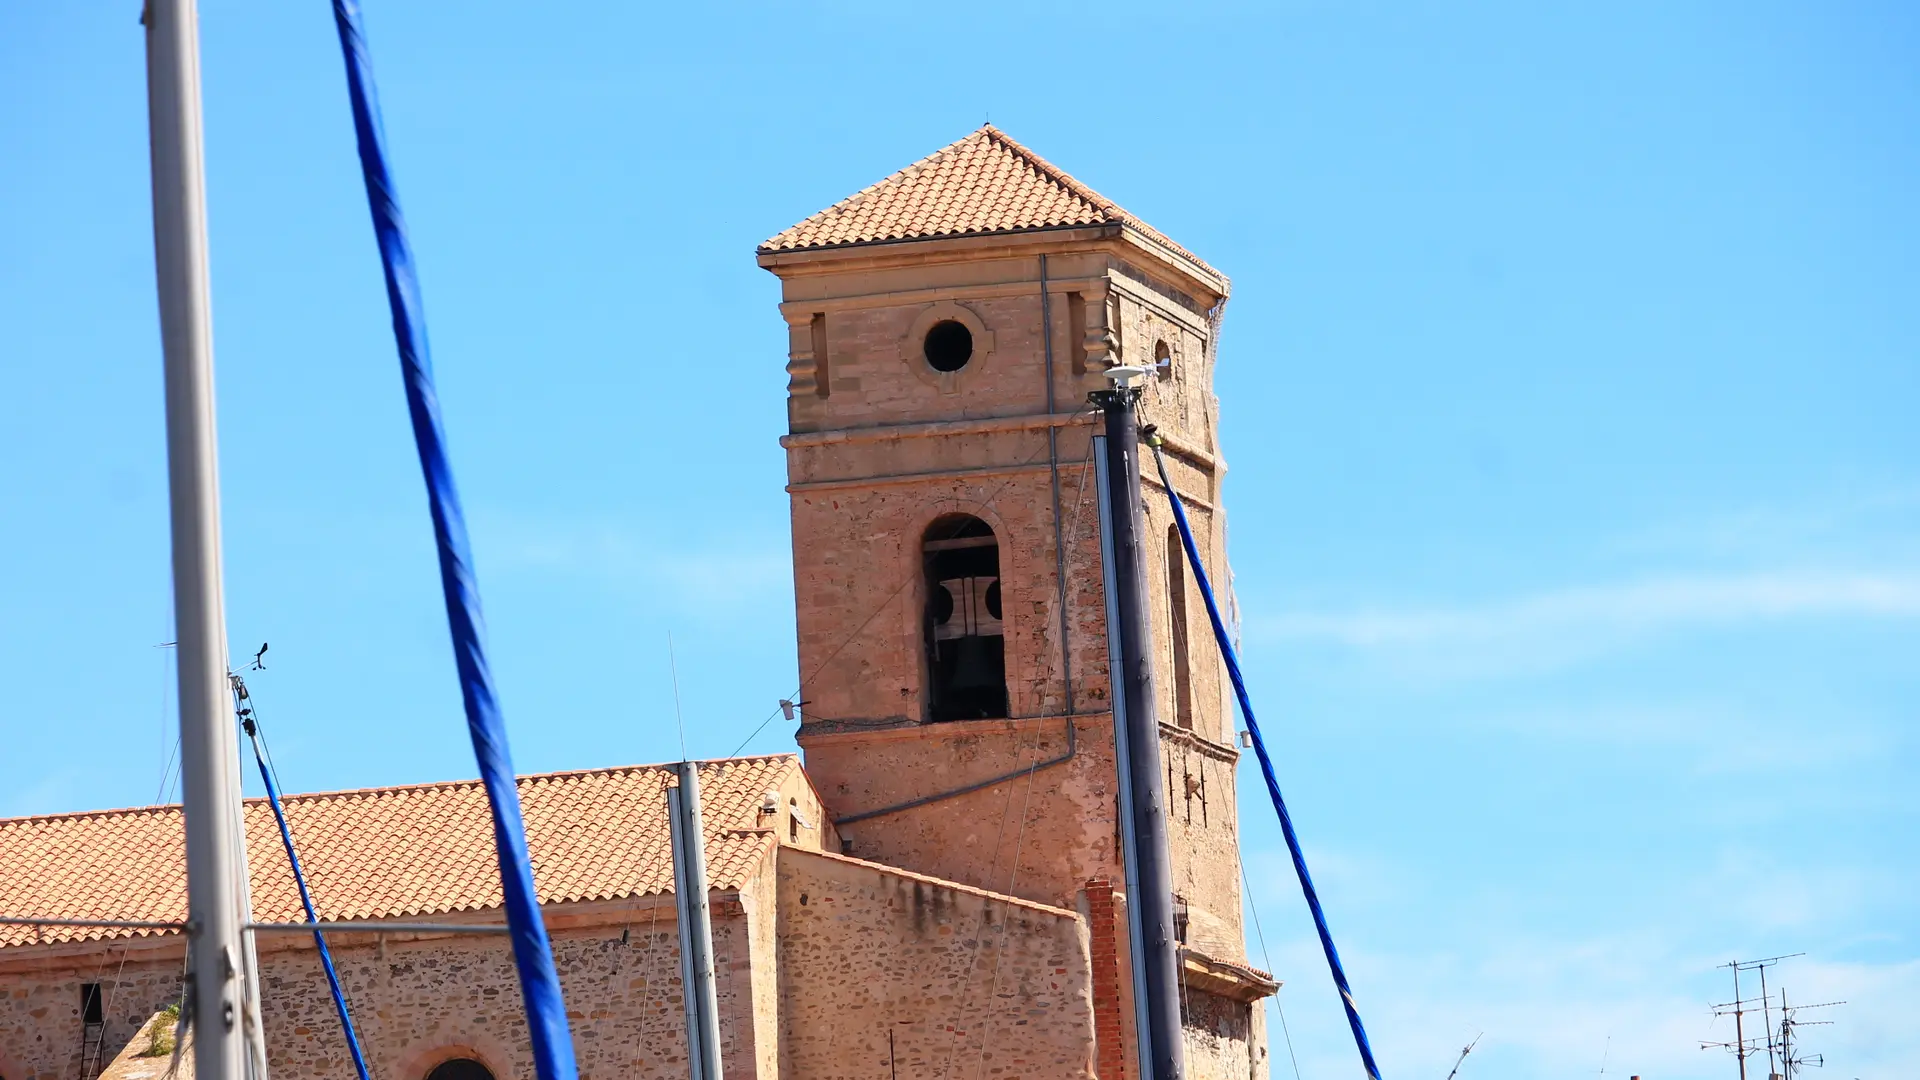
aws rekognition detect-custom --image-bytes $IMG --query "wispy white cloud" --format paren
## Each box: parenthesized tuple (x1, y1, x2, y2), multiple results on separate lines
(1240, 830, 1920, 1079)
(1458, 698, 1889, 775)
(1609, 487, 1920, 562)
(477, 516, 792, 611)
(1248, 571, 1920, 677)
(1266, 573, 1920, 648)
(1249, 910, 1920, 1080)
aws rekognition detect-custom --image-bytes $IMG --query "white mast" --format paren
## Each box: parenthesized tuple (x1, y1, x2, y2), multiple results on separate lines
(144, 1, 247, 1076)
(668, 762, 725, 1080)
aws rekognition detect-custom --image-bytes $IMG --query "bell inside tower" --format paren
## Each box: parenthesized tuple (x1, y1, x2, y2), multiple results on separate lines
(922, 514, 1009, 721)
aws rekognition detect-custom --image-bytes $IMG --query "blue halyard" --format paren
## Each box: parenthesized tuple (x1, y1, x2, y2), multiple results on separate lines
(239, 709, 373, 1080)
(1149, 437, 1385, 1080)
(326, 3, 580, 1077)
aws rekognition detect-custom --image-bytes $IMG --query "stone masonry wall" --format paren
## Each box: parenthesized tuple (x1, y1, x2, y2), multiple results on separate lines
(1157, 728, 1245, 962)
(1180, 990, 1263, 1080)
(785, 453, 1109, 729)
(775, 847, 1096, 1080)
(801, 713, 1120, 912)
(0, 946, 183, 1080)
(0, 902, 757, 1080)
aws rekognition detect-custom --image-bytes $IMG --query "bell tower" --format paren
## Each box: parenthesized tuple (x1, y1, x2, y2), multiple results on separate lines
(759, 126, 1274, 1079)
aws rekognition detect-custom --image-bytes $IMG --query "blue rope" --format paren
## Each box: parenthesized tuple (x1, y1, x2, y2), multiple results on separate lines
(326, 4, 578, 1077)
(1149, 440, 1384, 1080)
(242, 724, 372, 1080)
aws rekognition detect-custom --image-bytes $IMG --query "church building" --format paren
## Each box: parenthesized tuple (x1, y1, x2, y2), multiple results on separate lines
(0, 126, 1273, 1080)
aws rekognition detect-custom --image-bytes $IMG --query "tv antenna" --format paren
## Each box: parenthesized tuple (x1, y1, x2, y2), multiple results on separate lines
(1703, 955, 1800, 1080)
(1771, 988, 1843, 1080)
(1702, 954, 1842, 1080)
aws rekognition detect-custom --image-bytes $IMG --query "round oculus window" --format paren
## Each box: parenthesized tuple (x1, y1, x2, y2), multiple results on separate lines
(923, 320, 973, 372)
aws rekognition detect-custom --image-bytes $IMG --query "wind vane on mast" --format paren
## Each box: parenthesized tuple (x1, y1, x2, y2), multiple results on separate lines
(1445, 1032, 1482, 1080)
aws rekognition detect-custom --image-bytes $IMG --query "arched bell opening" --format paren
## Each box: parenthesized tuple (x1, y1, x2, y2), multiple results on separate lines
(425, 1060, 497, 1080)
(922, 514, 1009, 722)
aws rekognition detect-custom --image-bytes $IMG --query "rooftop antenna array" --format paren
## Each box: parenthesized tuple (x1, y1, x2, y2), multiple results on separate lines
(1701, 954, 1842, 1080)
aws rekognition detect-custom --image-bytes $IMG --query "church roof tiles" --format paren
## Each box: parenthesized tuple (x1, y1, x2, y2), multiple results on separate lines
(0, 756, 801, 949)
(761, 125, 1222, 284)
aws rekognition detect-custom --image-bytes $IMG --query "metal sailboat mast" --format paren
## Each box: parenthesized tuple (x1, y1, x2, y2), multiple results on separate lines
(145, 1, 250, 1076)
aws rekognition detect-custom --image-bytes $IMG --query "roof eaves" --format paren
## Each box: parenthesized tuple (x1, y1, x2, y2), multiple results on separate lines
(756, 221, 1120, 260)
(1117, 222, 1231, 296)
(0, 754, 805, 828)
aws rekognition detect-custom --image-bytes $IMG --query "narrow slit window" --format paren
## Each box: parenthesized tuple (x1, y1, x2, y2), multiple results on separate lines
(810, 313, 830, 398)
(1167, 524, 1194, 730)
(1066, 292, 1087, 374)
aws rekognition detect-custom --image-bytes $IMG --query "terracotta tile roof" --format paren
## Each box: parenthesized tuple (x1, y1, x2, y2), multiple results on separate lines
(0, 756, 799, 949)
(760, 125, 1223, 284)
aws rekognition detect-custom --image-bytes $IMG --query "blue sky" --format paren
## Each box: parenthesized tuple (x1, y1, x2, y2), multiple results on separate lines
(3, 2, 1915, 1077)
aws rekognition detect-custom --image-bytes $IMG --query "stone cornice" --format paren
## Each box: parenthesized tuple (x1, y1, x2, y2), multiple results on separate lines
(758, 225, 1228, 308)
(1161, 720, 1240, 764)
(1180, 946, 1280, 1002)
(797, 710, 1106, 745)
(781, 410, 1096, 449)
(0, 893, 743, 974)
(787, 458, 1088, 495)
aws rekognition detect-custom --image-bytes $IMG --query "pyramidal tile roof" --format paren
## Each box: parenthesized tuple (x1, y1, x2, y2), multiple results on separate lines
(0, 756, 801, 949)
(761, 125, 1222, 283)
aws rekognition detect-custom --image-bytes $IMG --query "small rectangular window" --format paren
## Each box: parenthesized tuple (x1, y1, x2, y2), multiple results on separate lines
(809, 314, 830, 399)
(81, 982, 103, 1025)
(1167, 525, 1194, 729)
(1066, 293, 1087, 374)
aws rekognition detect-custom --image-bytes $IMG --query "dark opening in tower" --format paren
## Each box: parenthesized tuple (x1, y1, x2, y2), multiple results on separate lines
(923, 514, 1009, 721)
(1167, 524, 1194, 729)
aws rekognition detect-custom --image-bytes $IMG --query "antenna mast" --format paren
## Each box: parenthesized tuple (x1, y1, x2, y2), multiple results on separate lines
(1770, 988, 1843, 1080)
(1700, 954, 1812, 1080)
(1444, 1033, 1481, 1080)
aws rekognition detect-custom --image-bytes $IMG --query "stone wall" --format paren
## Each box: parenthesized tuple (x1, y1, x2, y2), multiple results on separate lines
(4, 846, 1111, 1080)
(1180, 990, 1265, 1080)
(1157, 728, 1244, 962)
(737, 849, 782, 1080)
(783, 452, 1109, 729)
(0, 944, 184, 1080)
(801, 713, 1120, 911)
(0, 899, 756, 1080)
(775, 846, 1097, 1080)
